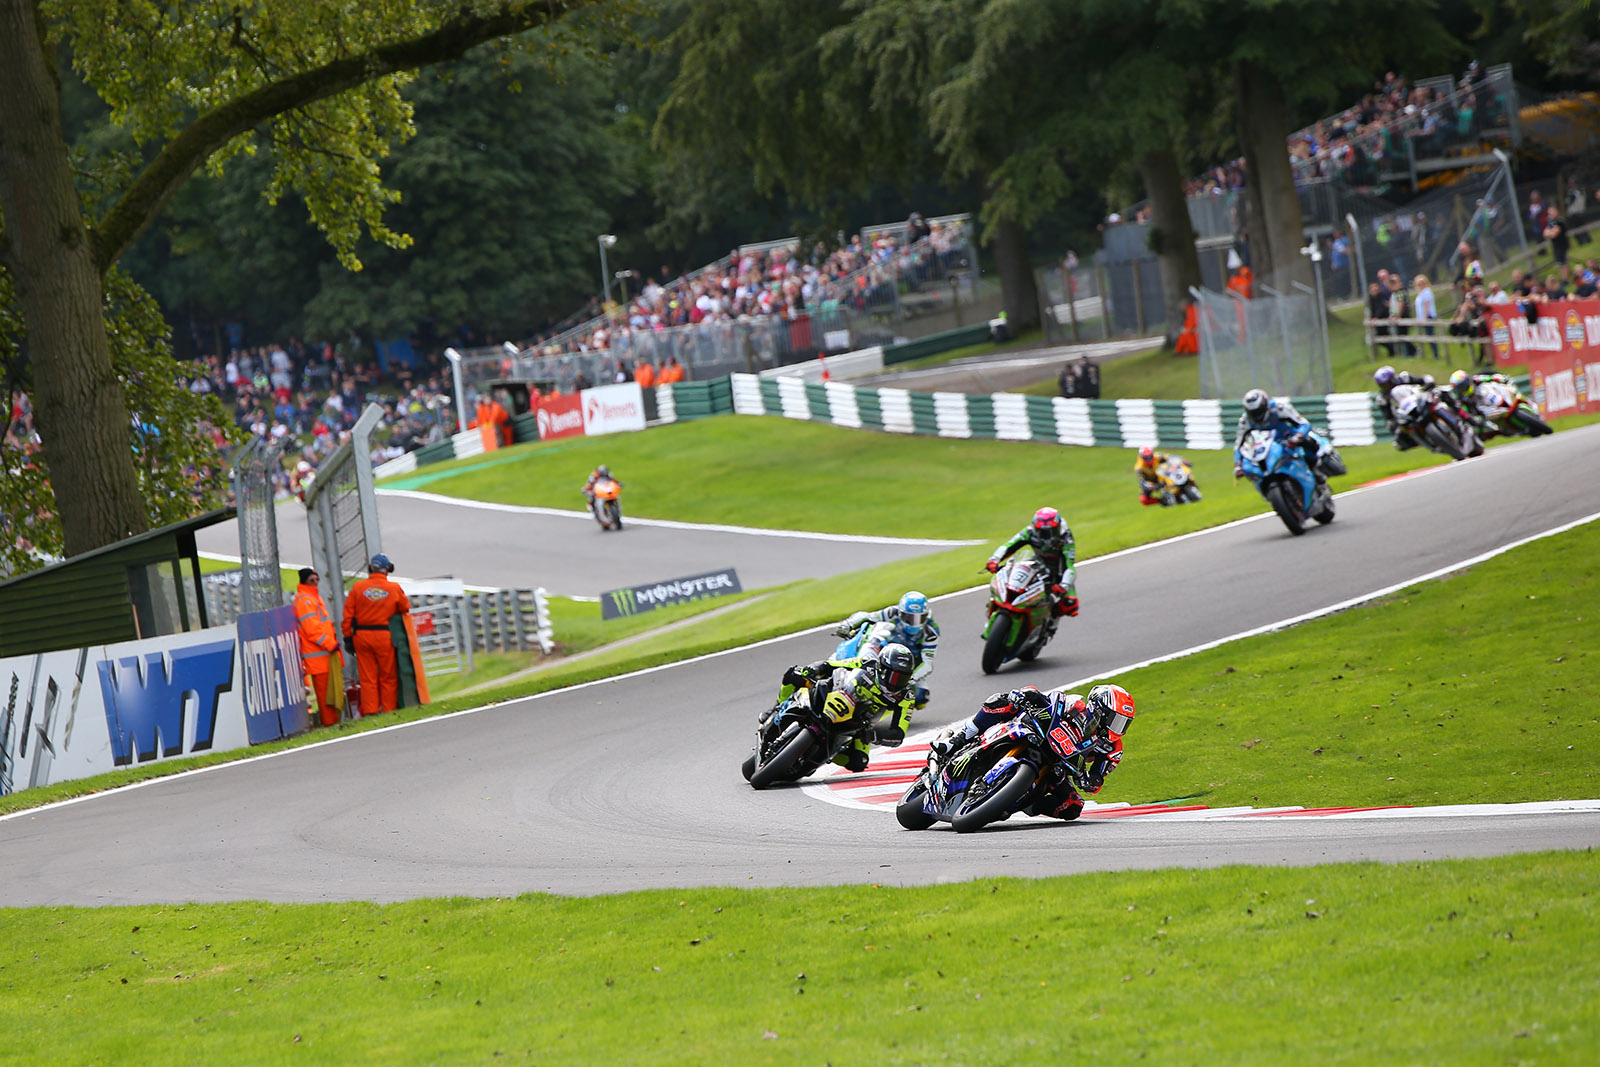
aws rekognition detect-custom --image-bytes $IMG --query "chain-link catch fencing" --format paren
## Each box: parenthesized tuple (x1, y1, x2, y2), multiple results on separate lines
(1191, 284, 1332, 400)
(232, 437, 285, 615)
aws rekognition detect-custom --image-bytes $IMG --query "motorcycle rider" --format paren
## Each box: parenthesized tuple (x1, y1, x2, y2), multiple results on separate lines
(1133, 446, 1191, 506)
(930, 684, 1136, 821)
(834, 591, 939, 708)
(1448, 368, 1513, 436)
(1232, 388, 1336, 478)
(772, 643, 918, 772)
(582, 464, 620, 508)
(986, 507, 1078, 618)
(1372, 365, 1445, 449)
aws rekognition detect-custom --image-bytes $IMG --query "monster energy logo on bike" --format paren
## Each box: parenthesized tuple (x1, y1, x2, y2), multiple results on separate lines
(601, 568, 742, 620)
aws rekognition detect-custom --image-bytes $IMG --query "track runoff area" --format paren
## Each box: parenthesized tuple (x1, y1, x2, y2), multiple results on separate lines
(803, 432, 1600, 825)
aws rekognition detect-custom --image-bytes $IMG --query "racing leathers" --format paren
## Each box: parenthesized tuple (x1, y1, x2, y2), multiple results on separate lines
(1375, 372, 1442, 449)
(1451, 372, 1513, 435)
(582, 467, 620, 506)
(835, 604, 939, 707)
(1233, 397, 1333, 478)
(987, 525, 1078, 618)
(1134, 451, 1179, 506)
(773, 658, 915, 772)
(932, 688, 1124, 821)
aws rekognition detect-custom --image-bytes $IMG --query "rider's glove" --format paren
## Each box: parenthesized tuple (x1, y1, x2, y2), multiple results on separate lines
(1232, 464, 1243, 479)
(833, 623, 854, 637)
(984, 560, 999, 573)
(1286, 433, 1306, 448)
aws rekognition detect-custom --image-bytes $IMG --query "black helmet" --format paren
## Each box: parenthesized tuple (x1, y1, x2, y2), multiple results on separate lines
(1084, 684, 1136, 739)
(875, 643, 916, 696)
(1242, 389, 1272, 426)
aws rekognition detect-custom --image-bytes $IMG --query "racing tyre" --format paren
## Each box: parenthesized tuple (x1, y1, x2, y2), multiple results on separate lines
(1510, 409, 1553, 437)
(749, 726, 814, 790)
(740, 753, 756, 782)
(952, 762, 1037, 833)
(896, 781, 937, 830)
(980, 617, 1014, 674)
(1422, 422, 1465, 461)
(1263, 482, 1305, 536)
(1181, 484, 1203, 503)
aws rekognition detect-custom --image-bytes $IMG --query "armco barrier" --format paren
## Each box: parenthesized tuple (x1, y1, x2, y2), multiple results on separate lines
(882, 322, 992, 365)
(723, 373, 1385, 449)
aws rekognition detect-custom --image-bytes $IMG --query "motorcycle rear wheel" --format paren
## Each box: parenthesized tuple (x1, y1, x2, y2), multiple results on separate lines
(896, 781, 937, 830)
(1511, 409, 1553, 437)
(980, 617, 1014, 674)
(1263, 482, 1305, 536)
(749, 726, 814, 790)
(952, 762, 1037, 833)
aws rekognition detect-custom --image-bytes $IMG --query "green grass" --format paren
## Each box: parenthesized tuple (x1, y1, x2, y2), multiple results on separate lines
(884, 325, 1044, 370)
(195, 554, 300, 592)
(3, 851, 1596, 1063)
(1105, 518, 1599, 808)
(394, 415, 1453, 542)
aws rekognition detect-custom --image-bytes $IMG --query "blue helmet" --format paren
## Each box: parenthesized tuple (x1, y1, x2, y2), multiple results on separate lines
(369, 554, 394, 573)
(897, 591, 928, 636)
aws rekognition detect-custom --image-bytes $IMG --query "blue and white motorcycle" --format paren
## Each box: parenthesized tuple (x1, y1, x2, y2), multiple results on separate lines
(1236, 428, 1336, 536)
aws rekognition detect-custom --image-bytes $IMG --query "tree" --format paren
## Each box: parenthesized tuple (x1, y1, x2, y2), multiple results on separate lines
(0, 0, 609, 563)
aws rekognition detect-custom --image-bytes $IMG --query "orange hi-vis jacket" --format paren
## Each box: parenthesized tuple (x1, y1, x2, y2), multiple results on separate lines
(342, 573, 412, 636)
(293, 583, 340, 672)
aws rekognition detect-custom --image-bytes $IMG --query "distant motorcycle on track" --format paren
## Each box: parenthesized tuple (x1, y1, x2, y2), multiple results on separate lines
(979, 557, 1057, 674)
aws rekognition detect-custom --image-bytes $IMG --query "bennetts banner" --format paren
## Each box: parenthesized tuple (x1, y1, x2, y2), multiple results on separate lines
(601, 569, 743, 620)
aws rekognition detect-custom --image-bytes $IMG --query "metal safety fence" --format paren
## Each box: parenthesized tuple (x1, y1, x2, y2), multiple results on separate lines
(1191, 284, 1332, 401)
(304, 404, 384, 682)
(231, 437, 285, 614)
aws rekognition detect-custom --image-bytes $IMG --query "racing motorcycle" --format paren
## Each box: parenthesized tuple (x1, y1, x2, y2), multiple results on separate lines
(741, 669, 878, 789)
(980, 557, 1056, 674)
(832, 619, 893, 662)
(1466, 379, 1553, 439)
(1153, 455, 1202, 505)
(1390, 383, 1483, 461)
(589, 476, 623, 531)
(895, 711, 1106, 833)
(1236, 428, 1334, 536)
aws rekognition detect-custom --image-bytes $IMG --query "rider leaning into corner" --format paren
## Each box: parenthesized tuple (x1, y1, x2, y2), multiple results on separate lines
(773, 643, 919, 772)
(1133, 446, 1189, 506)
(1372, 365, 1471, 447)
(582, 464, 620, 506)
(834, 591, 939, 708)
(986, 507, 1079, 619)
(930, 684, 1136, 821)
(1233, 388, 1342, 478)
(1448, 368, 1514, 436)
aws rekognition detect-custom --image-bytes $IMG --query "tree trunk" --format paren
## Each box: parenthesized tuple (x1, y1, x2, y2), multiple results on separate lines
(1234, 60, 1312, 294)
(1137, 147, 1203, 348)
(0, 0, 148, 556)
(989, 214, 1039, 332)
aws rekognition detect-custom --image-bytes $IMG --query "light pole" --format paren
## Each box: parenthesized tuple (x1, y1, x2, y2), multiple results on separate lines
(443, 347, 467, 434)
(597, 234, 617, 308)
(1300, 242, 1332, 375)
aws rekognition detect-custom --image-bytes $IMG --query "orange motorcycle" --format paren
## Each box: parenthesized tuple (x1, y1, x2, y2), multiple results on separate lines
(590, 477, 623, 531)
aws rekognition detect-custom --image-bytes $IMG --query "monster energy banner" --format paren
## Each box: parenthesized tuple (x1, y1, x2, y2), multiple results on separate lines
(601, 568, 743, 620)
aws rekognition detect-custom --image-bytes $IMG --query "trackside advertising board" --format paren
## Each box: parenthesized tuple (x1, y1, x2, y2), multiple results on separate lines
(1487, 298, 1600, 417)
(535, 393, 585, 441)
(582, 382, 647, 436)
(601, 568, 742, 620)
(0, 611, 307, 797)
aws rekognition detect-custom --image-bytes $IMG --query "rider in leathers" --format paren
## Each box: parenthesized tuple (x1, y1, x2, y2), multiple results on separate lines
(986, 508, 1078, 618)
(834, 591, 938, 708)
(930, 684, 1136, 821)
(1233, 389, 1335, 477)
(772, 647, 917, 772)
(1372, 366, 1467, 449)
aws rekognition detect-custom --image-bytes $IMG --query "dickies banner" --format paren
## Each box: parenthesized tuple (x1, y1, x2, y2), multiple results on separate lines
(1485, 298, 1600, 417)
(0, 616, 308, 797)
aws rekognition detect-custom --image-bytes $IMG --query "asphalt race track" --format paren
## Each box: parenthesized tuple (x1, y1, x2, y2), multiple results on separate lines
(193, 489, 973, 597)
(5, 426, 1599, 905)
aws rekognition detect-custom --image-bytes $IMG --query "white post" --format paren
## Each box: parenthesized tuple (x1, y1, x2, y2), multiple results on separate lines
(444, 347, 467, 434)
(598, 234, 617, 308)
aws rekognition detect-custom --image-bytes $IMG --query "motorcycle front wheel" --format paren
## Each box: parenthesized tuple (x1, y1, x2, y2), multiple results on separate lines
(952, 762, 1037, 833)
(896, 780, 937, 830)
(980, 616, 1014, 674)
(1262, 482, 1305, 536)
(749, 726, 815, 790)
(1511, 409, 1552, 437)
(1422, 421, 1465, 461)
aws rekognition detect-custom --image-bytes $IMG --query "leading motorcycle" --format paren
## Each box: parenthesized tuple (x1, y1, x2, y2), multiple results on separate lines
(1468, 379, 1553, 439)
(741, 669, 878, 789)
(895, 713, 1106, 833)
(589, 476, 623, 530)
(1391, 383, 1483, 461)
(980, 557, 1057, 674)
(1236, 428, 1334, 536)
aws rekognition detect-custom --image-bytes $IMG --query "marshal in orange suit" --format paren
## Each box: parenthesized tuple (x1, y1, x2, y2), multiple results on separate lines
(341, 554, 411, 715)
